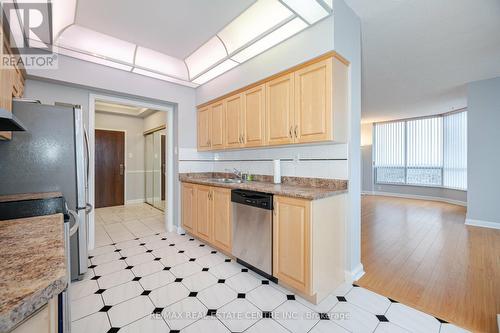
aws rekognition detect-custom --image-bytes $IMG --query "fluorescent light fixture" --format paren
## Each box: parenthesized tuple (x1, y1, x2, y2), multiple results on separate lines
(318, 0, 333, 9)
(57, 47, 134, 71)
(231, 17, 307, 63)
(135, 47, 188, 80)
(218, 0, 293, 54)
(57, 25, 135, 64)
(185, 36, 227, 79)
(132, 68, 199, 88)
(51, 0, 77, 40)
(281, 0, 329, 24)
(192, 59, 238, 85)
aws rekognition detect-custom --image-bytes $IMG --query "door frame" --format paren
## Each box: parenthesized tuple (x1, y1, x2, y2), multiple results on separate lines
(88, 93, 175, 250)
(94, 128, 127, 207)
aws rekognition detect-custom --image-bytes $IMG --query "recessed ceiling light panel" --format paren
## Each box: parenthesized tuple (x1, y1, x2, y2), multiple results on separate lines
(51, 0, 77, 40)
(231, 17, 307, 63)
(281, 0, 329, 24)
(185, 36, 228, 79)
(218, 0, 293, 54)
(57, 25, 136, 64)
(57, 47, 133, 71)
(192, 59, 238, 85)
(135, 47, 189, 80)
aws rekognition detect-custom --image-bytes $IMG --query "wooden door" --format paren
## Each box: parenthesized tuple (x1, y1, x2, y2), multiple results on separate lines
(294, 58, 332, 143)
(243, 84, 266, 147)
(211, 187, 232, 252)
(273, 195, 311, 293)
(266, 73, 295, 145)
(95, 130, 125, 208)
(197, 107, 211, 151)
(210, 101, 225, 149)
(224, 94, 243, 148)
(181, 183, 196, 234)
(195, 185, 212, 242)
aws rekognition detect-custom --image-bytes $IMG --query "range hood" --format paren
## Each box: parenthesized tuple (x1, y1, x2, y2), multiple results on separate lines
(0, 108, 26, 131)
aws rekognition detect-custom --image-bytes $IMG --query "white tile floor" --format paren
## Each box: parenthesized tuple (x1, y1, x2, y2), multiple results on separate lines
(71, 204, 470, 333)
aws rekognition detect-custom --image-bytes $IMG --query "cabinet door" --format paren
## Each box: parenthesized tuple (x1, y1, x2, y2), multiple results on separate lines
(0, 65, 13, 140)
(273, 196, 311, 293)
(211, 187, 232, 252)
(210, 101, 225, 149)
(197, 107, 211, 151)
(195, 185, 212, 242)
(266, 73, 294, 145)
(224, 94, 243, 148)
(294, 58, 332, 143)
(181, 183, 196, 234)
(243, 84, 266, 147)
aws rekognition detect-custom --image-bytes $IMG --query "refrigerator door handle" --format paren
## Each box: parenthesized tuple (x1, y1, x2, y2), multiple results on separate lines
(85, 203, 93, 214)
(68, 209, 79, 236)
(83, 127, 90, 187)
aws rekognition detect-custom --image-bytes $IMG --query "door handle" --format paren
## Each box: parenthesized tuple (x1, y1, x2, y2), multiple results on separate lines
(119, 164, 124, 175)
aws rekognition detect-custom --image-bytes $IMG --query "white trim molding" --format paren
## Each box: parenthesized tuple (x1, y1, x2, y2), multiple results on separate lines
(465, 218, 500, 230)
(345, 263, 365, 283)
(362, 191, 467, 207)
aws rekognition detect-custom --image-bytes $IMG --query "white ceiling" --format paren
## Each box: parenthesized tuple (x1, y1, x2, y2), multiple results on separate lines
(345, 0, 500, 123)
(75, 0, 256, 59)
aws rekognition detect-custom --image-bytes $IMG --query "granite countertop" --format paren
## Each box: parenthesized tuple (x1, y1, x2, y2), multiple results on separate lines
(0, 192, 63, 203)
(0, 214, 67, 332)
(179, 173, 348, 200)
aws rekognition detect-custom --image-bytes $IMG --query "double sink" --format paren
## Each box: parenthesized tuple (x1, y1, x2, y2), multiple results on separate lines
(209, 178, 244, 184)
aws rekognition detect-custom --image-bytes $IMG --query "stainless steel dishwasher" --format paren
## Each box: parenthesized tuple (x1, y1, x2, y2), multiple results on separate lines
(231, 189, 275, 280)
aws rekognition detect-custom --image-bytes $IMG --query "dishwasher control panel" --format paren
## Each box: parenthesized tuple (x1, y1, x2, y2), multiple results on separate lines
(231, 189, 273, 210)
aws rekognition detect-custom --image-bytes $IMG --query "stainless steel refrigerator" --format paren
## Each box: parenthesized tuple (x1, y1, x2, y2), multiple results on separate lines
(0, 99, 91, 281)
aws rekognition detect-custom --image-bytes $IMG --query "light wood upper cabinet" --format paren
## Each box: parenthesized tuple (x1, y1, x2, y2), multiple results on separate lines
(197, 107, 211, 151)
(243, 84, 266, 147)
(211, 187, 232, 252)
(196, 52, 349, 151)
(273, 195, 311, 294)
(266, 73, 295, 146)
(195, 185, 212, 242)
(181, 183, 196, 234)
(294, 58, 332, 143)
(210, 101, 225, 149)
(224, 94, 243, 148)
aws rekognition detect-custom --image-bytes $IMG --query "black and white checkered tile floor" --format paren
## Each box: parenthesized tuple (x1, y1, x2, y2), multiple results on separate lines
(71, 204, 469, 333)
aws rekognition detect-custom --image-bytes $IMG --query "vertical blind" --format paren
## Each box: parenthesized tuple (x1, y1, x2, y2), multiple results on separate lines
(373, 110, 467, 190)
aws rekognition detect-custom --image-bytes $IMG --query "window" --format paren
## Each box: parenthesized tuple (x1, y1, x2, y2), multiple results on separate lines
(373, 110, 467, 190)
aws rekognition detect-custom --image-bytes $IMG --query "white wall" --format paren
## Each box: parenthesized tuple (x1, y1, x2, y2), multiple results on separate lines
(466, 76, 500, 228)
(144, 111, 167, 132)
(95, 112, 146, 203)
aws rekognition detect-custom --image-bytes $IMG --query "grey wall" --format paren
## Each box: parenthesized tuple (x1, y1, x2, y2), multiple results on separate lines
(467, 76, 500, 225)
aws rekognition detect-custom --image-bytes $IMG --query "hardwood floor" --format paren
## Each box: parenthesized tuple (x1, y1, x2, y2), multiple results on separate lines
(358, 195, 500, 333)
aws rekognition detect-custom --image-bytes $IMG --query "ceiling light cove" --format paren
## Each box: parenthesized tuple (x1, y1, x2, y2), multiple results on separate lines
(280, 0, 330, 24)
(193, 59, 239, 85)
(135, 47, 188, 80)
(185, 36, 228, 79)
(57, 25, 136, 64)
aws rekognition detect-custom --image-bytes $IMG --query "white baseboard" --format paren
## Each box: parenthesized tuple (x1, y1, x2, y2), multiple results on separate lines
(362, 191, 467, 207)
(465, 218, 500, 230)
(345, 263, 365, 283)
(125, 199, 146, 205)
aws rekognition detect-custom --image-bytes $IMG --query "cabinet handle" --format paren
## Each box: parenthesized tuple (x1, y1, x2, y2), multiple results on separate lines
(289, 126, 293, 138)
(294, 125, 298, 138)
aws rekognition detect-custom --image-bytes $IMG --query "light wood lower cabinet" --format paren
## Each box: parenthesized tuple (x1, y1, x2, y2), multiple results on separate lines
(11, 296, 58, 333)
(181, 182, 232, 253)
(273, 194, 346, 304)
(195, 185, 212, 242)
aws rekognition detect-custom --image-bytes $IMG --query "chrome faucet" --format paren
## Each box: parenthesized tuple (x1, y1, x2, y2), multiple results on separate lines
(225, 168, 243, 180)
